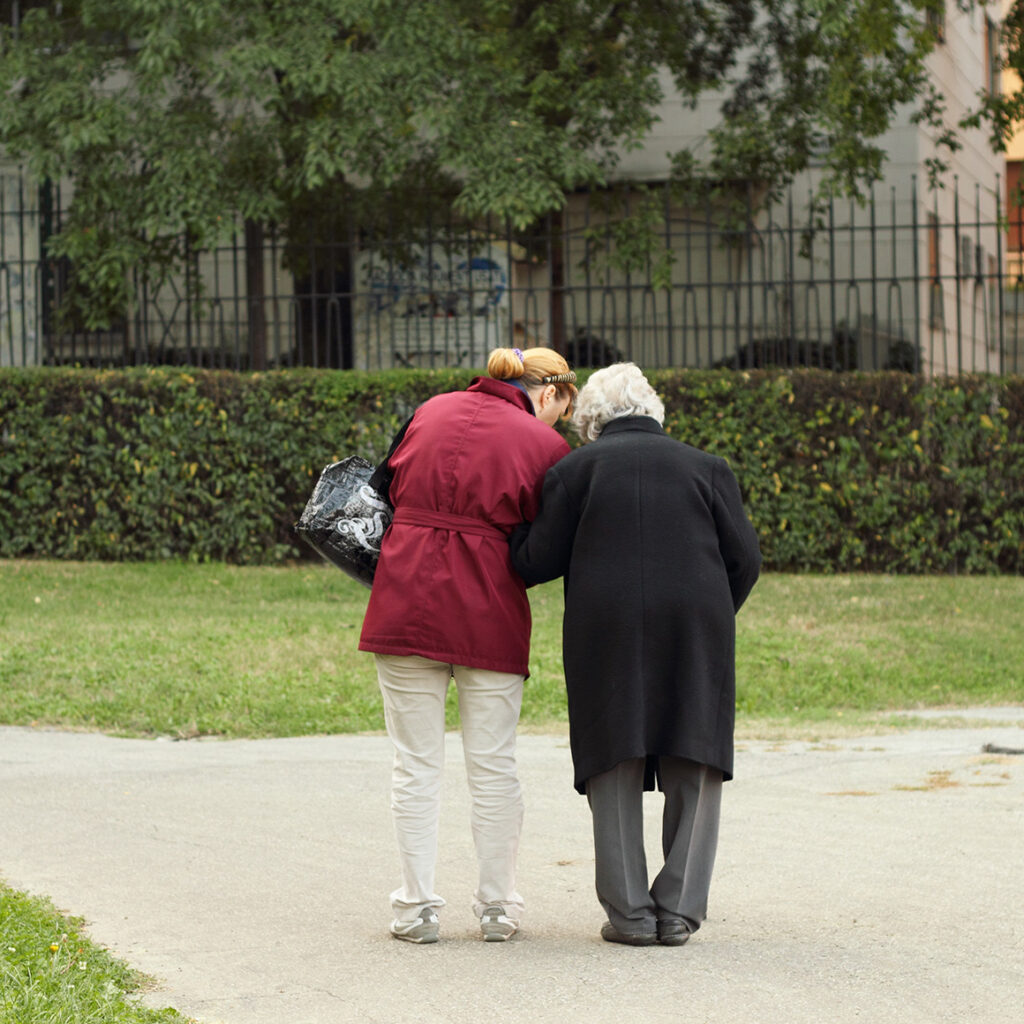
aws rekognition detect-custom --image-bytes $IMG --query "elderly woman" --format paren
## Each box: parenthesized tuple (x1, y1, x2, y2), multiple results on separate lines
(510, 363, 761, 947)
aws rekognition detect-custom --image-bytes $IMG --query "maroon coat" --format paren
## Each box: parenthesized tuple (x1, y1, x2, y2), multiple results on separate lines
(359, 377, 571, 675)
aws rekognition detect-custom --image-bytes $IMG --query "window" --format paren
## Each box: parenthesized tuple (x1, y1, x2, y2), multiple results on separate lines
(1007, 161, 1023, 253)
(985, 17, 1001, 96)
(926, 3, 946, 43)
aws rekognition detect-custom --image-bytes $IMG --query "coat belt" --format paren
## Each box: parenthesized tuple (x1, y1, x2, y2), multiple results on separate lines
(393, 506, 507, 540)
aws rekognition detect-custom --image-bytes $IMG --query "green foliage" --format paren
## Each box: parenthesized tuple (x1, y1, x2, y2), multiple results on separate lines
(659, 369, 1024, 573)
(680, 0, 960, 203)
(0, 0, 452, 326)
(2, 366, 1023, 572)
(0, 366, 470, 563)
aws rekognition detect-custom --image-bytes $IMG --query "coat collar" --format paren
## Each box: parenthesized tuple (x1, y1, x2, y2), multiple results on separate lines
(468, 376, 536, 416)
(599, 415, 665, 437)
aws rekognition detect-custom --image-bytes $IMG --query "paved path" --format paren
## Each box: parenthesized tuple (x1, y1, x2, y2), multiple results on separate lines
(1, 713, 1023, 1024)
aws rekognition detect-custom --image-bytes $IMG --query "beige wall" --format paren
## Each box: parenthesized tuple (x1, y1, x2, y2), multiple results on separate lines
(0, 165, 40, 367)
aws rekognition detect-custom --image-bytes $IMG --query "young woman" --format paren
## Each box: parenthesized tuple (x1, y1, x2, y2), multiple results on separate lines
(359, 346, 577, 944)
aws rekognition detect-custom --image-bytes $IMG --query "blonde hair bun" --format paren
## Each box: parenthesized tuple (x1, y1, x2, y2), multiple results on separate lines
(486, 347, 527, 381)
(486, 345, 578, 415)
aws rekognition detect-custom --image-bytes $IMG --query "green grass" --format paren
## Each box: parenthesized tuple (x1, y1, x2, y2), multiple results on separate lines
(735, 573, 1024, 734)
(1, 559, 1021, 739)
(0, 882, 191, 1024)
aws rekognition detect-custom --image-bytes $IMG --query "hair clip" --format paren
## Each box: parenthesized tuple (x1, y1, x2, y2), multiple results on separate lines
(541, 371, 577, 385)
(512, 347, 525, 363)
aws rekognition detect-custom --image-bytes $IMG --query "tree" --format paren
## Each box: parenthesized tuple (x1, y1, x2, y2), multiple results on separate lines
(0, 0, 447, 358)
(0, 0, 965, 345)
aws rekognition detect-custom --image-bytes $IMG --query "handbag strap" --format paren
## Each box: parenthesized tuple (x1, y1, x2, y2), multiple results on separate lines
(368, 415, 414, 503)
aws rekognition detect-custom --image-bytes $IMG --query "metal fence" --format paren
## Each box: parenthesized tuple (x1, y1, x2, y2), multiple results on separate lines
(2, 172, 1022, 375)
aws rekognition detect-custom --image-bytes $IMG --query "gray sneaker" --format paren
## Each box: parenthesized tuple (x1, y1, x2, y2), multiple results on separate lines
(390, 907, 439, 944)
(480, 904, 518, 942)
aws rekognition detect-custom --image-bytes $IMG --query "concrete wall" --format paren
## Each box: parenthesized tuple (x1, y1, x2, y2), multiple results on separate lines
(0, 166, 40, 368)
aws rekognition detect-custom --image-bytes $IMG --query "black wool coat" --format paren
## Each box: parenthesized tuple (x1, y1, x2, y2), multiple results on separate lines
(510, 416, 761, 793)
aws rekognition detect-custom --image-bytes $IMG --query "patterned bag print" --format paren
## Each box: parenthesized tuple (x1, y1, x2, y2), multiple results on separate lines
(295, 456, 393, 588)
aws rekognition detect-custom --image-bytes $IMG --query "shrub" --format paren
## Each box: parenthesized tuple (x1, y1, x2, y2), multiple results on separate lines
(2, 366, 1022, 572)
(658, 369, 1024, 573)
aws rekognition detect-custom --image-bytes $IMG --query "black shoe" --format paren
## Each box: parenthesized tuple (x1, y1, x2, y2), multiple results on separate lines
(600, 921, 657, 946)
(656, 920, 690, 946)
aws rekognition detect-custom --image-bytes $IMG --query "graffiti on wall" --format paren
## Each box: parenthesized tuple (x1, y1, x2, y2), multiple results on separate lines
(352, 244, 510, 369)
(0, 171, 39, 367)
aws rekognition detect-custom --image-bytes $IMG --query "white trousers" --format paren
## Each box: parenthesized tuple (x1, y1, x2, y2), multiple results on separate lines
(374, 654, 526, 924)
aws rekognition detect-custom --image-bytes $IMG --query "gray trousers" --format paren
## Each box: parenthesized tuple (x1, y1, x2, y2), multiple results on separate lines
(585, 756, 723, 935)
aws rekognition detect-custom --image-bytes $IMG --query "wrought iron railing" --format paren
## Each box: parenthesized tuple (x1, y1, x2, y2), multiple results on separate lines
(1, 173, 1020, 375)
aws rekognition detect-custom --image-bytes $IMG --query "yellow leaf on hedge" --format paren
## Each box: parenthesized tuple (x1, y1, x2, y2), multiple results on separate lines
(980, 414, 994, 429)
(819, 482, 833, 492)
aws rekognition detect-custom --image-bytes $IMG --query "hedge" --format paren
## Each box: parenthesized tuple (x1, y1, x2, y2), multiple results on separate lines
(1, 366, 1022, 573)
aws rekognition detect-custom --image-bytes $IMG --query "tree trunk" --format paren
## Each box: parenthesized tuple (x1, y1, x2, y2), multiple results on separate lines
(245, 219, 267, 370)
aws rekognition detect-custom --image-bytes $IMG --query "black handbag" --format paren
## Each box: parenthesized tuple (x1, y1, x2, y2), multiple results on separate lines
(294, 456, 394, 588)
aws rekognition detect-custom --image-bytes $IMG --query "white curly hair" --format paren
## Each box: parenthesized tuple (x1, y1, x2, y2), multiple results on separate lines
(571, 362, 665, 443)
